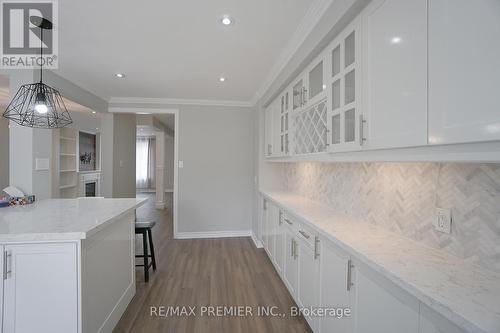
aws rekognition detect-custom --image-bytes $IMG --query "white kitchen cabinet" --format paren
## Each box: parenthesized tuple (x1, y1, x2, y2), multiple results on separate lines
(284, 224, 298, 297)
(418, 303, 466, 333)
(279, 90, 291, 156)
(362, 0, 427, 149)
(327, 18, 363, 152)
(428, 0, 500, 145)
(292, 76, 306, 113)
(261, 198, 269, 249)
(274, 209, 286, 276)
(267, 203, 278, 262)
(319, 239, 353, 333)
(265, 97, 285, 158)
(2, 243, 78, 333)
(297, 236, 320, 331)
(353, 264, 420, 333)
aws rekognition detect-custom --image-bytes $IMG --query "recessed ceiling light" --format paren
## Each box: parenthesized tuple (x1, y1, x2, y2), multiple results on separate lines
(91, 111, 96, 114)
(219, 77, 226, 82)
(221, 16, 233, 26)
(115, 73, 125, 78)
(95, 128, 99, 130)
(390, 36, 402, 44)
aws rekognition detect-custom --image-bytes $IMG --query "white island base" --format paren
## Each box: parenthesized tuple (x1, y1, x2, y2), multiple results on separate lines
(0, 198, 146, 333)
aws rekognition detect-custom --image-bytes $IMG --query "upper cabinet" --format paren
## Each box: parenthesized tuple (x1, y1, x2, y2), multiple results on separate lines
(264, 0, 500, 161)
(362, 0, 428, 150)
(428, 0, 500, 145)
(327, 20, 363, 152)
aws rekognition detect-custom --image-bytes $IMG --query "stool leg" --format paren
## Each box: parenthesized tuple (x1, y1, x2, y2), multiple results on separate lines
(143, 230, 149, 282)
(148, 229, 157, 271)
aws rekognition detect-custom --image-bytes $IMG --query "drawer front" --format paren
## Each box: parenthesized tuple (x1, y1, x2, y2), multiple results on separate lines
(296, 221, 316, 249)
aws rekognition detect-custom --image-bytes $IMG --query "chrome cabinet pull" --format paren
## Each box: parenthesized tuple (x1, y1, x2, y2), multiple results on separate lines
(267, 144, 272, 155)
(299, 230, 310, 239)
(302, 88, 308, 105)
(359, 115, 367, 146)
(291, 239, 295, 257)
(263, 198, 267, 211)
(314, 236, 320, 260)
(3, 250, 11, 280)
(284, 218, 292, 226)
(347, 259, 354, 291)
(278, 210, 283, 225)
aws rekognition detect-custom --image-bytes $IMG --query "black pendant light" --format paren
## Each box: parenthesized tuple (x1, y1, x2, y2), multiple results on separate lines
(2, 16, 72, 129)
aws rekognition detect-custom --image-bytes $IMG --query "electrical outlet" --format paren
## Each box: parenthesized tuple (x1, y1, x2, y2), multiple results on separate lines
(434, 208, 452, 234)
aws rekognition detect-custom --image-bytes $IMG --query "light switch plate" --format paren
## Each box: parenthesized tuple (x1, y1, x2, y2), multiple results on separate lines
(434, 208, 452, 234)
(35, 158, 50, 171)
(178, 161, 184, 168)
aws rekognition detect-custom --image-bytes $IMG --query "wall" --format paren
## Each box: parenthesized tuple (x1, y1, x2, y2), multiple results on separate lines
(0, 117, 9, 190)
(284, 162, 500, 273)
(112, 114, 136, 198)
(100, 113, 114, 198)
(177, 105, 254, 234)
(165, 134, 174, 191)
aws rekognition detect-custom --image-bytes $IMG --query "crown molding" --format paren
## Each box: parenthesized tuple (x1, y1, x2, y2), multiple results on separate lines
(108, 97, 254, 108)
(251, 0, 334, 107)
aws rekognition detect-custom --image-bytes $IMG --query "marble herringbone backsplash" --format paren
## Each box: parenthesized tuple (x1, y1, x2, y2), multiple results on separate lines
(284, 163, 500, 273)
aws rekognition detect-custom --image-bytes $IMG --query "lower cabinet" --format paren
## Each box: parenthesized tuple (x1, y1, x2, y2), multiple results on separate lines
(297, 239, 320, 331)
(2, 242, 78, 333)
(284, 225, 298, 296)
(353, 264, 420, 333)
(260, 199, 467, 333)
(319, 239, 353, 333)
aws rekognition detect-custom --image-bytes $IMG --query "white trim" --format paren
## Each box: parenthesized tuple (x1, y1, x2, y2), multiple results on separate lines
(136, 188, 174, 193)
(251, 232, 263, 249)
(165, 188, 174, 193)
(109, 97, 253, 108)
(175, 230, 252, 240)
(108, 107, 179, 114)
(251, 0, 335, 105)
(97, 281, 135, 333)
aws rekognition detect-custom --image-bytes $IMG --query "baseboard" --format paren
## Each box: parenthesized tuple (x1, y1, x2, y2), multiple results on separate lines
(97, 281, 135, 333)
(251, 232, 263, 248)
(175, 230, 252, 239)
(155, 202, 166, 209)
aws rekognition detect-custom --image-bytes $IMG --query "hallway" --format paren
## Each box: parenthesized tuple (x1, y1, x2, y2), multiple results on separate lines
(114, 193, 311, 333)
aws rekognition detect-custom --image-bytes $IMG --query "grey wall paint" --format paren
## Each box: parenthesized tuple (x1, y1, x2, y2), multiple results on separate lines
(176, 106, 254, 233)
(165, 135, 174, 190)
(100, 113, 114, 198)
(0, 117, 9, 190)
(112, 113, 136, 198)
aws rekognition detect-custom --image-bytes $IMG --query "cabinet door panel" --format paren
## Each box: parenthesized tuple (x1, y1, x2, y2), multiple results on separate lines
(319, 241, 352, 333)
(298, 243, 320, 331)
(363, 0, 427, 149)
(428, 0, 500, 144)
(3, 243, 78, 333)
(354, 267, 419, 333)
(275, 211, 285, 275)
(284, 231, 298, 296)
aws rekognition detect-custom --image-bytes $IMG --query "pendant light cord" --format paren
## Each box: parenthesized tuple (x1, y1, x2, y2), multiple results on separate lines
(39, 26, 43, 83)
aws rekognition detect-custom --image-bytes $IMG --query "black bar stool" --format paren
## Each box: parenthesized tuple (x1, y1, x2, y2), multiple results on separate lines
(135, 221, 157, 282)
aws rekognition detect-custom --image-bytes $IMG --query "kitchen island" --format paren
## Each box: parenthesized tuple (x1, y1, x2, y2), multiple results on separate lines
(0, 197, 147, 333)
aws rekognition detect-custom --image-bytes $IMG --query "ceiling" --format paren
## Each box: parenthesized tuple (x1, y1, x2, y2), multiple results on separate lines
(53, 0, 314, 103)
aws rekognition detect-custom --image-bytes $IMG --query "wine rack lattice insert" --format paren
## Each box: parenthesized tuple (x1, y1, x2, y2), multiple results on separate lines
(293, 99, 328, 154)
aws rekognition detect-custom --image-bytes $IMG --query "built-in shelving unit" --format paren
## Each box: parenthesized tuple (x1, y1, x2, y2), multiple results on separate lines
(58, 128, 78, 197)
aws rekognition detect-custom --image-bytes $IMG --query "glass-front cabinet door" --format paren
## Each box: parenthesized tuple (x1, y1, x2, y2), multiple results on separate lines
(280, 89, 290, 156)
(327, 18, 363, 152)
(292, 78, 305, 112)
(307, 55, 327, 107)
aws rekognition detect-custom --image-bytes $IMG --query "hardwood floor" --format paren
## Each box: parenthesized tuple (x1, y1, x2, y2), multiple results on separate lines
(114, 193, 311, 333)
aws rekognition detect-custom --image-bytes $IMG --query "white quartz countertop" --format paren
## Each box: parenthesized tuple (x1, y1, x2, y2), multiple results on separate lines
(261, 190, 500, 333)
(0, 198, 147, 241)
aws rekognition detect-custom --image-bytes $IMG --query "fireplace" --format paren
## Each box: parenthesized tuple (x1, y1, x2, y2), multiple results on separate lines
(85, 181, 97, 197)
(79, 172, 100, 197)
